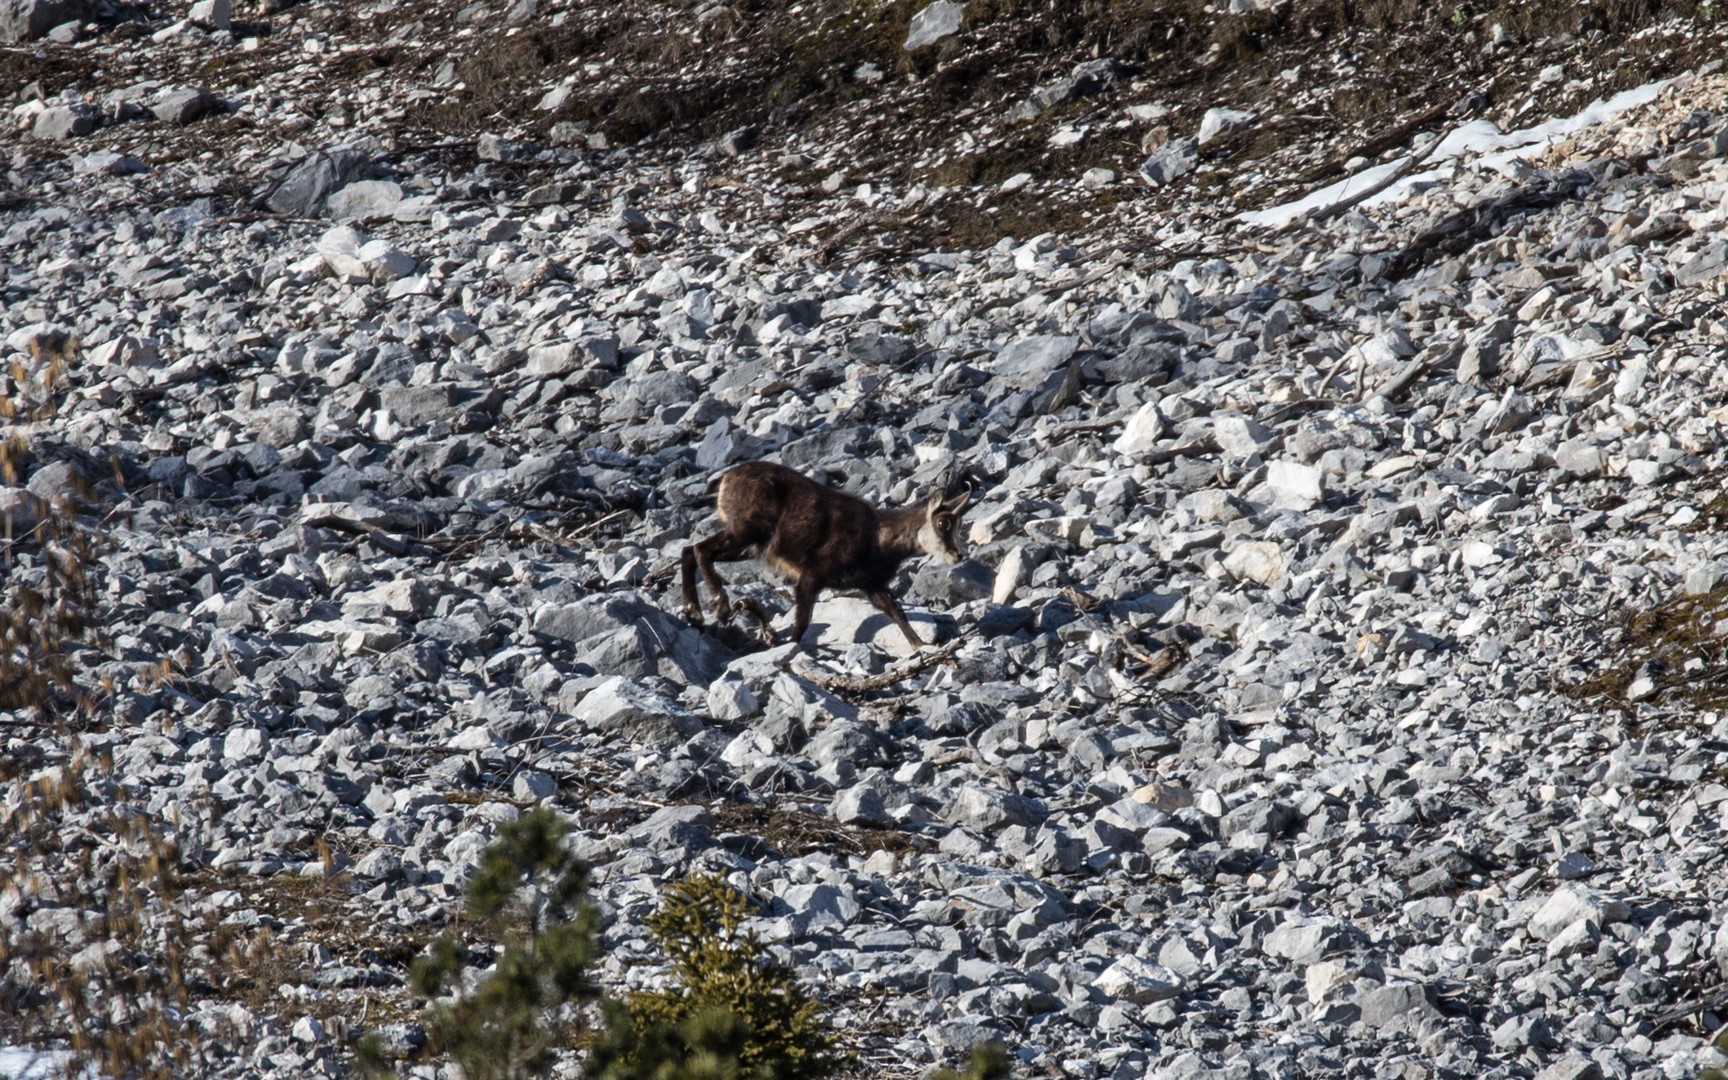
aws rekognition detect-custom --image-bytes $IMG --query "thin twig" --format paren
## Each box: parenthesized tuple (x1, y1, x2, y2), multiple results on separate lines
(811, 634, 969, 694)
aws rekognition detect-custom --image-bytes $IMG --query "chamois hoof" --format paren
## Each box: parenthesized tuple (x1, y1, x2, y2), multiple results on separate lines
(730, 597, 776, 647)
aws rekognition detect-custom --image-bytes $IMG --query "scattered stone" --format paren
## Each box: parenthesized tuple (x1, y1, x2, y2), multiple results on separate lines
(0, 0, 85, 42)
(1140, 136, 1197, 185)
(263, 148, 372, 216)
(152, 86, 219, 125)
(904, 0, 962, 50)
(188, 0, 230, 29)
(32, 104, 96, 140)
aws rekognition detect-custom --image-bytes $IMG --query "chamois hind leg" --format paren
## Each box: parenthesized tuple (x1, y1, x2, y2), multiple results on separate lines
(680, 544, 705, 624)
(789, 576, 822, 649)
(685, 533, 752, 625)
(869, 589, 925, 649)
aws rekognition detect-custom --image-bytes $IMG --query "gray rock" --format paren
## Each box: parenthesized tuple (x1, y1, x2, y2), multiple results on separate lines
(807, 719, 887, 770)
(263, 148, 372, 217)
(1141, 137, 1198, 185)
(1092, 957, 1184, 1004)
(350, 849, 403, 884)
(571, 677, 702, 746)
(1262, 920, 1352, 964)
(904, 0, 962, 49)
(992, 334, 1079, 389)
(222, 728, 267, 763)
(1535, 1056, 1603, 1080)
(777, 882, 860, 933)
(476, 133, 529, 162)
(1359, 981, 1439, 1030)
(188, 0, 229, 28)
(1527, 885, 1628, 940)
(630, 804, 713, 849)
(75, 151, 146, 176)
(326, 180, 404, 222)
(379, 383, 455, 427)
(945, 784, 1044, 832)
(511, 770, 557, 801)
(1197, 107, 1254, 144)
(25, 460, 90, 506)
(1491, 1013, 1555, 1050)
(1, 0, 84, 42)
(1676, 241, 1727, 287)
(717, 125, 759, 157)
(32, 104, 96, 140)
(152, 87, 219, 125)
(832, 784, 890, 826)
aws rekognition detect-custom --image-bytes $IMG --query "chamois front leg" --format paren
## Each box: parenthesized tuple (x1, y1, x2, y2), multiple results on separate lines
(683, 533, 746, 626)
(694, 534, 748, 626)
(869, 589, 925, 649)
(790, 576, 821, 649)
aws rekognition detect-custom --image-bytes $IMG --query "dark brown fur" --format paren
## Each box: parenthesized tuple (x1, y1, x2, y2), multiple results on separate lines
(680, 461, 970, 648)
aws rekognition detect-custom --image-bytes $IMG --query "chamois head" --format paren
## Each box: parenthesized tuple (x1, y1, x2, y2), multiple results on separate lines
(918, 488, 972, 565)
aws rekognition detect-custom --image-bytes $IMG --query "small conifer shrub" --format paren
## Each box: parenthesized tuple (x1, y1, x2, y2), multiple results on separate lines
(928, 1042, 1012, 1080)
(405, 807, 600, 1080)
(585, 873, 847, 1080)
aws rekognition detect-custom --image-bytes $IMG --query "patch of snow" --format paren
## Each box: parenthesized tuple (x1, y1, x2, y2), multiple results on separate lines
(1240, 79, 1671, 229)
(0, 1048, 74, 1080)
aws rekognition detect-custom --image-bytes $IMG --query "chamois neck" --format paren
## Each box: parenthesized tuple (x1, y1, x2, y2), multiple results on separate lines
(876, 504, 928, 561)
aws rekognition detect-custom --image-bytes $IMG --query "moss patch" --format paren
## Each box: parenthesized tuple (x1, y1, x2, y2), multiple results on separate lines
(1559, 586, 1728, 710)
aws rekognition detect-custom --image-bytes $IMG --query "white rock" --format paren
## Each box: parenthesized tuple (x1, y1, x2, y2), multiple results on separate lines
(1197, 106, 1254, 144)
(358, 239, 415, 282)
(188, 0, 230, 29)
(903, 0, 962, 49)
(1214, 414, 1274, 457)
(1092, 956, 1184, 1003)
(1266, 460, 1323, 507)
(1223, 541, 1285, 587)
(449, 726, 504, 751)
(706, 677, 759, 720)
(1545, 917, 1600, 960)
(1305, 960, 1351, 1003)
(291, 1016, 324, 1043)
(222, 727, 266, 762)
(1460, 539, 1502, 568)
(992, 545, 1029, 604)
(1527, 884, 1629, 941)
(314, 225, 368, 281)
(1114, 401, 1168, 455)
(326, 179, 403, 222)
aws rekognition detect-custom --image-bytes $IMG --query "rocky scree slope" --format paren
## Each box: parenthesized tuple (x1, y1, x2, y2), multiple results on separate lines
(5, 4, 1728, 1080)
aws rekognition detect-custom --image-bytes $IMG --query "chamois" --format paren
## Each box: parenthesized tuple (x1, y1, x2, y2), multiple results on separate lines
(681, 462, 971, 649)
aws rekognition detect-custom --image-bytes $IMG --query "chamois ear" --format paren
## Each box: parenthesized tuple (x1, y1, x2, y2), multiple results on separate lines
(925, 490, 945, 515)
(943, 486, 972, 514)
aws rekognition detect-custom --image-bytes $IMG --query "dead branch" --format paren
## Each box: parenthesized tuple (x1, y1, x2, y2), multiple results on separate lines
(812, 634, 969, 694)
(1120, 639, 1185, 679)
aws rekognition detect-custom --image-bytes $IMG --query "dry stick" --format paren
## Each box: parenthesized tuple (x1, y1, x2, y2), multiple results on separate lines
(1138, 436, 1222, 467)
(1121, 640, 1185, 679)
(1312, 154, 1419, 224)
(812, 634, 970, 694)
(1318, 347, 1360, 396)
(1299, 100, 1453, 185)
(1372, 353, 1434, 404)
